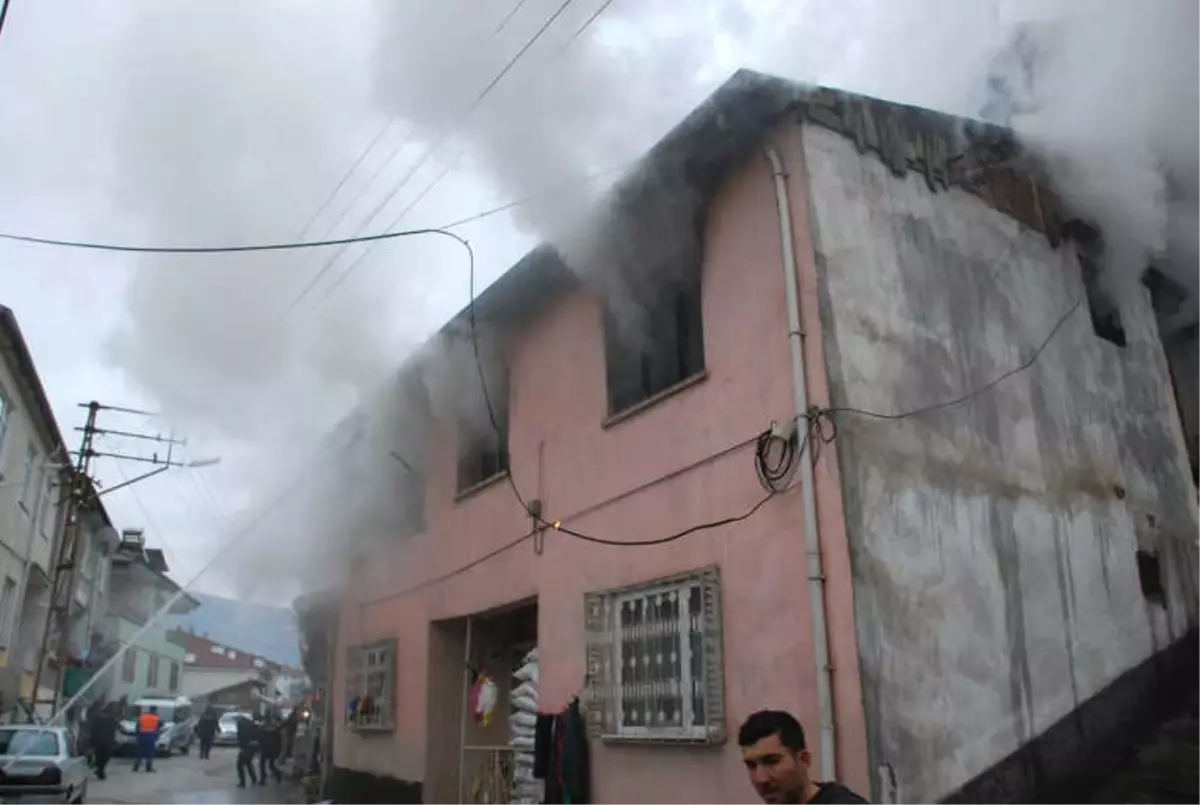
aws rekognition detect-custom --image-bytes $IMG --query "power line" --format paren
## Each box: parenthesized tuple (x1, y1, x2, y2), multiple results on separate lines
(826, 295, 1084, 421)
(293, 118, 397, 242)
(285, 0, 579, 315)
(0, 225, 471, 255)
(563, 0, 615, 48)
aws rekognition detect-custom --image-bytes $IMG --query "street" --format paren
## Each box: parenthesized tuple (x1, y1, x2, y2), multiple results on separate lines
(87, 747, 300, 804)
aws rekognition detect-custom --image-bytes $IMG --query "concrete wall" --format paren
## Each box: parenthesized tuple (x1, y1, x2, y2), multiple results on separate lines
(0, 343, 65, 684)
(1162, 329, 1199, 476)
(334, 125, 870, 803)
(100, 614, 186, 702)
(801, 123, 1200, 802)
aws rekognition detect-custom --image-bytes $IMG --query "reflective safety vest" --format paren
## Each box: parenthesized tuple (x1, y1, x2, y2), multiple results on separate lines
(137, 713, 160, 734)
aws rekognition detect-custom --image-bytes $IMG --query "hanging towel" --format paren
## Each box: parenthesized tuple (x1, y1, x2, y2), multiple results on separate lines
(533, 713, 555, 780)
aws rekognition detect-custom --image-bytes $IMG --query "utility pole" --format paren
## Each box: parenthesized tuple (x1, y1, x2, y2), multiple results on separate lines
(27, 401, 187, 721)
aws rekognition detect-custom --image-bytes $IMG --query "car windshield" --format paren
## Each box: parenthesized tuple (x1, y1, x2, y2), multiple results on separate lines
(0, 729, 59, 757)
(130, 704, 175, 723)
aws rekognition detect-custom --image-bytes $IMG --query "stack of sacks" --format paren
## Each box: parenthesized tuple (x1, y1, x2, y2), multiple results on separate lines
(509, 648, 542, 804)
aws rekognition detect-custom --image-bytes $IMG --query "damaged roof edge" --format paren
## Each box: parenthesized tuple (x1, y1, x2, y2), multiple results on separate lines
(436, 69, 1063, 344)
(375, 69, 1082, 412)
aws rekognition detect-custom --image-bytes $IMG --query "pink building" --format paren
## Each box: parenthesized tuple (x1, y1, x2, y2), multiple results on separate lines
(322, 71, 1198, 803)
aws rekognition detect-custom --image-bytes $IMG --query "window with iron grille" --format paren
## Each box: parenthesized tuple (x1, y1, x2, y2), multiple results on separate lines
(346, 639, 396, 732)
(583, 566, 725, 745)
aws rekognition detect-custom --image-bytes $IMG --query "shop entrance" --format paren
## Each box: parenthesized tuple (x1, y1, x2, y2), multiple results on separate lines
(425, 599, 540, 804)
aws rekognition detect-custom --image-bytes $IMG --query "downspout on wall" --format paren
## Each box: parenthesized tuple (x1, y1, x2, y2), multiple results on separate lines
(764, 145, 837, 781)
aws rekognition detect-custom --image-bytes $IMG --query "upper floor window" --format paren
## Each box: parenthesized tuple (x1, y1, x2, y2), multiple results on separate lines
(603, 265, 705, 417)
(18, 443, 38, 511)
(122, 648, 138, 684)
(147, 653, 160, 688)
(168, 661, 180, 692)
(0, 386, 10, 464)
(456, 374, 509, 493)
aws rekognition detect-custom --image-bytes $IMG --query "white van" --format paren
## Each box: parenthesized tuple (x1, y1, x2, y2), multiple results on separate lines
(116, 697, 196, 756)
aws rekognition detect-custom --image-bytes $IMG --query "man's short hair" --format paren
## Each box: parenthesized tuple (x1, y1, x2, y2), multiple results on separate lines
(738, 710, 807, 752)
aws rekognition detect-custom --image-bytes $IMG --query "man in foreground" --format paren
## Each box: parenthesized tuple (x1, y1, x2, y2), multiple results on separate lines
(195, 708, 218, 760)
(89, 702, 117, 781)
(739, 710, 868, 804)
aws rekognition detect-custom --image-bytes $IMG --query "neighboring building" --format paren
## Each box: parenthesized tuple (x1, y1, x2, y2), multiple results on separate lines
(328, 71, 1199, 803)
(91, 529, 198, 704)
(0, 306, 71, 715)
(168, 628, 295, 712)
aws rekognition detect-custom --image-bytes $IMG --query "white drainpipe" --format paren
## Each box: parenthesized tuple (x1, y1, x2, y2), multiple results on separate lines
(764, 145, 836, 781)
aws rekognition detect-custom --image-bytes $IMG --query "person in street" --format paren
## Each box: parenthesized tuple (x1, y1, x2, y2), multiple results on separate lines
(235, 714, 260, 789)
(131, 705, 160, 773)
(739, 710, 867, 804)
(195, 707, 219, 760)
(282, 707, 298, 759)
(88, 702, 117, 781)
(258, 714, 283, 785)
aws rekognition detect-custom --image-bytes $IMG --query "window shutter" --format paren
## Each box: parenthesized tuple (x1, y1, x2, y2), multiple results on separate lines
(582, 592, 613, 739)
(698, 566, 726, 744)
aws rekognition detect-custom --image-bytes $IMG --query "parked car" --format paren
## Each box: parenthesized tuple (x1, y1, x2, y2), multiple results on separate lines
(116, 696, 196, 756)
(213, 711, 252, 747)
(0, 725, 88, 803)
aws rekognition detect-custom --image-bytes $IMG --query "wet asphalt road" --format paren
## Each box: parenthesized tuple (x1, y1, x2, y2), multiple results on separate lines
(88, 746, 300, 804)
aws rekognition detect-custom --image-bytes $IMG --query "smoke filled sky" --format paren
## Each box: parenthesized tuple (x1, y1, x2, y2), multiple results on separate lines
(0, 0, 1193, 602)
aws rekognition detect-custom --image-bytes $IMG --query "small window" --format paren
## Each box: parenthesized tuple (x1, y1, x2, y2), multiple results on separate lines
(253, 658, 265, 669)
(583, 566, 725, 744)
(18, 443, 38, 511)
(184, 653, 196, 664)
(168, 662, 180, 692)
(346, 639, 396, 732)
(604, 266, 705, 416)
(228, 650, 237, 660)
(456, 376, 509, 493)
(1136, 549, 1165, 606)
(122, 648, 138, 684)
(0, 386, 10, 464)
(0, 578, 17, 649)
(210, 645, 225, 656)
(146, 654, 160, 689)
(1076, 237, 1126, 348)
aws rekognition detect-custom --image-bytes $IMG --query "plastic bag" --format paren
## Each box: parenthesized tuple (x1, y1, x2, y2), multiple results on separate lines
(511, 734, 535, 750)
(510, 710, 537, 728)
(513, 780, 543, 799)
(513, 662, 539, 684)
(511, 693, 537, 713)
(522, 647, 538, 664)
(470, 674, 498, 726)
(511, 724, 536, 740)
(512, 681, 538, 701)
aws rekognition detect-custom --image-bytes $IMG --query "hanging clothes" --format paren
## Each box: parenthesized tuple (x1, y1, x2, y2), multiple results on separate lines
(560, 699, 590, 804)
(533, 713, 555, 779)
(536, 699, 591, 804)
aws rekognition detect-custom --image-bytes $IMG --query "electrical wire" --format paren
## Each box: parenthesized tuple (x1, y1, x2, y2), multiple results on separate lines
(286, 0, 579, 312)
(825, 295, 1084, 422)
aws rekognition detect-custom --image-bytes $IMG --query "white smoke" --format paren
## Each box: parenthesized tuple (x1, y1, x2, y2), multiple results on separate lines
(9, 0, 1187, 598)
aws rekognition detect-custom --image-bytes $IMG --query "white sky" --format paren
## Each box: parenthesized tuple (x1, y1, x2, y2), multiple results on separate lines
(0, 0, 1191, 603)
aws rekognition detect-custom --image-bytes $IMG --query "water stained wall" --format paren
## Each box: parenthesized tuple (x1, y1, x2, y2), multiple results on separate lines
(801, 123, 1199, 802)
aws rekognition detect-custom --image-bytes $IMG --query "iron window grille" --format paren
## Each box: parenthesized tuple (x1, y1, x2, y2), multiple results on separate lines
(584, 565, 726, 745)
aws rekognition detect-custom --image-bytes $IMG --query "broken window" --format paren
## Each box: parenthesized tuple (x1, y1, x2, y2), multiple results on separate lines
(604, 266, 705, 416)
(456, 371, 509, 493)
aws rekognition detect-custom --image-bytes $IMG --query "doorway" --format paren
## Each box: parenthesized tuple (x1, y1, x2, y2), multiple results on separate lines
(424, 600, 539, 804)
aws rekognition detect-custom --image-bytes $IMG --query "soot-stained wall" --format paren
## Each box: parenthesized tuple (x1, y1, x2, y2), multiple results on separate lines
(801, 123, 1199, 802)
